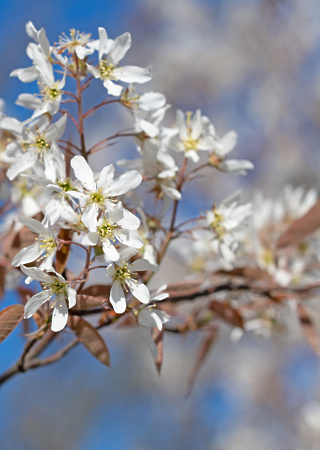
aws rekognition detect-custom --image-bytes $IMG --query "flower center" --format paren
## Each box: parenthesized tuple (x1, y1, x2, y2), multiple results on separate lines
(49, 279, 67, 297)
(38, 237, 57, 256)
(57, 177, 74, 192)
(88, 187, 106, 208)
(99, 60, 118, 81)
(183, 136, 199, 152)
(209, 210, 226, 238)
(41, 82, 63, 102)
(114, 263, 135, 286)
(97, 218, 118, 241)
(120, 88, 140, 109)
(57, 29, 91, 54)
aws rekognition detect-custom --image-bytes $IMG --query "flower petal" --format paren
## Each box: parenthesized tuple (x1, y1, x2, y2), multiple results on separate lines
(6, 151, 37, 180)
(109, 32, 131, 63)
(108, 170, 142, 197)
(127, 279, 150, 304)
(71, 155, 96, 191)
(110, 281, 126, 313)
(115, 65, 152, 84)
(66, 287, 76, 308)
(81, 203, 98, 232)
(25, 290, 52, 318)
(12, 243, 40, 267)
(51, 297, 68, 332)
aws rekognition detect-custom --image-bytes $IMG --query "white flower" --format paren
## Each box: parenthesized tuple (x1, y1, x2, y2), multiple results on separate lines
(133, 104, 171, 139)
(208, 127, 254, 175)
(205, 193, 252, 262)
(2, 114, 67, 180)
(10, 21, 50, 83)
(81, 203, 143, 261)
(171, 110, 215, 163)
(20, 265, 76, 332)
(120, 85, 166, 112)
(16, 46, 67, 120)
(56, 28, 94, 60)
(11, 175, 45, 217)
(107, 248, 156, 314)
(69, 155, 142, 231)
(119, 140, 181, 201)
(12, 217, 57, 274)
(87, 27, 152, 96)
(136, 285, 170, 356)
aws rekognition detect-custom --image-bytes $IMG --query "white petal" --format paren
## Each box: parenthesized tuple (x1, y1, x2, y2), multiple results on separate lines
(127, 279, 150, 304)
(109, 32, 131, 63)
(51, 297, 68, 332)
(130, 259, 157, 272)
(1, 116, 23, 135)
(24, 290, 52, 318)
(19, 217, 48, 235)
(16, 93, 42, 110)
(71, 155, 96, 191)
(139, 326, 157, 357)
(110, 281, 126, 313)
(98, 27, 109, 60)
(6, 151, 37, 180)
(191, 110, 202, 140)
(118, 247, 138, 263)
(161, 185, 181, 200)
(118, 208, 140, 230)
(115, 65, 152, 84)
(102, 240, 119, 261)
(26, 21, 38, 40)
(197, 136, 215, 150)
(75, 46, 94, 60)
(81, 232, 99, 246)
(219, 131, 237, 156)
(10, 66, 39, 83)
(86, 64, 100, 79)
(45, 115, 67, 142)
(103, 79, 123, 96)
(37, 28, 50, 56)
(176, 110, 188, 140)
(138, 92, 166, 111)
(66, 287, 76, 308)
(20, 265, 53, 283)
(45, 198, 62, 224)
(138, 309, 169, 330)
(96, 164, 115, 189)
(32, 46, 54, 85)
(116, 230, 143, 249)
(108, 170, 142, 196)
(218, 159, 254, 174)
(108, 203, 124, 223)
(12, 243, 40, 267)
(136, 118, 159, 138)
(186, 150, 199, 163)
(81, 203, 99, 232)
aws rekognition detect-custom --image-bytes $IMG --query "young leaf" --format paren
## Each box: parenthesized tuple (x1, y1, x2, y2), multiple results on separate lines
(55, 228, 71, 274)
(68, 316, 110, 366)
(153, 328, 164, 375)
(73, 294, 109, 311)
(277, 200, 320, 248)
(186, 327, 218, 396)
(0, 263, 5, 298)
(0, 305, 25, 344)
(209, 300, 244, 328)
(80, 285, 111, 297)
(297, 303, 320, 357)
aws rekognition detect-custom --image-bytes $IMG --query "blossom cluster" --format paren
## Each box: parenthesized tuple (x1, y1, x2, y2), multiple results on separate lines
(0, 22, 257, 357)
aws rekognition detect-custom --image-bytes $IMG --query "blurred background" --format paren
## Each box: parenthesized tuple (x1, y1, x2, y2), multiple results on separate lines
(2, 0, 320, 449)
